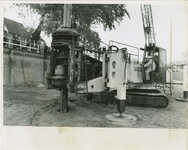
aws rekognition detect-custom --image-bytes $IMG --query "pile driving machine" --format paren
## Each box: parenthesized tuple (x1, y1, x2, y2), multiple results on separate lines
(46, 4, 102, 112)
(47, 4, 170, 115)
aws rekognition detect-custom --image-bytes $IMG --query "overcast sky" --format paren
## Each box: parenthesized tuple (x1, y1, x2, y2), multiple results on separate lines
(93, 2, 187, 63)
(3, 1, 187, 63)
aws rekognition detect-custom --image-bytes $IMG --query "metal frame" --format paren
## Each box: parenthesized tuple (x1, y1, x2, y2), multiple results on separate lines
(109, 40, 139, 62)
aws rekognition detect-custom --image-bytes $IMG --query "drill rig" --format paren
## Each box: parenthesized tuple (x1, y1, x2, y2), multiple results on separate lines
(47, 4, 169, 115)
(46, 4, 102, 112)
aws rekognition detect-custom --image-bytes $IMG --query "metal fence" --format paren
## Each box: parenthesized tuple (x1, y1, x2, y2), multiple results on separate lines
(3, 37, 41, 53)
(3, 36, 105, 59)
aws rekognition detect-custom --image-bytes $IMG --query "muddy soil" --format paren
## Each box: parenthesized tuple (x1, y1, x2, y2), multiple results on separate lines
(3, 79, 187, 128)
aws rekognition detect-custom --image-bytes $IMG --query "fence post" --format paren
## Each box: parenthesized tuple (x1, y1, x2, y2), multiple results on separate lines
(183, 53, 188, 99)
(20, 39, 21, 50)
(8, 38, 10, 48)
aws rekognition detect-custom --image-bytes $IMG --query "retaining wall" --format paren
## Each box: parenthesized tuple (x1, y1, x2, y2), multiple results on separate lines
(3, 47, 50, 86)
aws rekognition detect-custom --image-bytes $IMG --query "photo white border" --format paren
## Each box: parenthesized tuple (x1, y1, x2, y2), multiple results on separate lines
(1, 1, 188, 150)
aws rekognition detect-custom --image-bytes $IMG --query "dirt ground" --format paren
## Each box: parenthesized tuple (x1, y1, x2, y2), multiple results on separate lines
(3, 71, 187, 128)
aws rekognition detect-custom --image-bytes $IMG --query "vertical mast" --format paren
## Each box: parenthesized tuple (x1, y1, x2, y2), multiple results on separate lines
(140, 4, 156, 47)
(63, 4, 72, 27)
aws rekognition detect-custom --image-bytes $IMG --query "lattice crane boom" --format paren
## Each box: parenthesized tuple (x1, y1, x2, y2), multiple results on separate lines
(140, 4, 156, 47)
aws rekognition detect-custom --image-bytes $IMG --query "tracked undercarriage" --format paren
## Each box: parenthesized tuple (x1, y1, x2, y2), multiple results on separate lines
(79, 88, 169, 108)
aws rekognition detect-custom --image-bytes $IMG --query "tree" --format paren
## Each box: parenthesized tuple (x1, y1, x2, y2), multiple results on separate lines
(30, 14, 45, 43)
(13, 4, 130, 49)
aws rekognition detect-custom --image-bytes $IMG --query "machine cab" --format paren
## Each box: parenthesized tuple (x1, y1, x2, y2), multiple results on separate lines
(141, 46, 167, 83)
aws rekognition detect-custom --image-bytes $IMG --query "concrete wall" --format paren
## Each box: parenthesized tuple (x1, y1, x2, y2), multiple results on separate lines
(3, 47, 50, 86)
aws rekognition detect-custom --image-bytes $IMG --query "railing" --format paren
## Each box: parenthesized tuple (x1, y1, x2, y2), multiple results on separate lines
(3, 36, 106, 58)
(84, 41, 107, 61)
(109, 40, 139, 62)
(3, 37, 41, 53)
(84, 48, 104, 61)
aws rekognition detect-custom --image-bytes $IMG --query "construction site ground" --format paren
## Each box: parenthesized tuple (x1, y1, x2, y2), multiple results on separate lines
(3, 71, 187, 128)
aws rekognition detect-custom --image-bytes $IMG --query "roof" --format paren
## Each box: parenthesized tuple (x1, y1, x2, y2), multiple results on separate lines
(3, 17, 31, 38)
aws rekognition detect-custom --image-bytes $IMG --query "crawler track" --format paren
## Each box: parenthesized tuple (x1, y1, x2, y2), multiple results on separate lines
(83, 89, 169, 108)
(125, 89, 169, 108)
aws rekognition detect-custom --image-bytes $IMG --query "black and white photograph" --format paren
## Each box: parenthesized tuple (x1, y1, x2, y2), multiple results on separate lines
(1, 1, 188, 150)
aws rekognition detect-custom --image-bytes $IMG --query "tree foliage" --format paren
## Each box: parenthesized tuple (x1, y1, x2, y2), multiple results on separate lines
(13, 4, 130, 49)
(72, 4, 130, 31)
